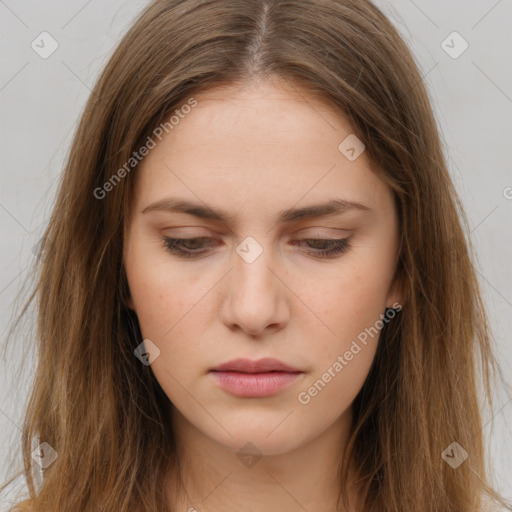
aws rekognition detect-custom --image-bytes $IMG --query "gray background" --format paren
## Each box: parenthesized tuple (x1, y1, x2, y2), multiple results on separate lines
(1, 0, 511, 507)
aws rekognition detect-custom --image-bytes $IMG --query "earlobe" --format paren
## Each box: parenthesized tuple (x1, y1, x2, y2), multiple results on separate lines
(124, 281, 136, 311)
(122, 264, 136, 311)
(126, 295, 136, 311)
(386, 274, 405, 310)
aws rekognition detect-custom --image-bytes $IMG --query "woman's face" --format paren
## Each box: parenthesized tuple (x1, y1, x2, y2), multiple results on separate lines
(124, 78, 402, 456)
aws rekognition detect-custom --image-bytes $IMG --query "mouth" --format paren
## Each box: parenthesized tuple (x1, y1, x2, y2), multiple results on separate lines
(209, 358, 304, 397)
(210, 357, 302, 373)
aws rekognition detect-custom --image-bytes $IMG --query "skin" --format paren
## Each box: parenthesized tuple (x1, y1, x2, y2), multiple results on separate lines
(123, 76, 403, 512)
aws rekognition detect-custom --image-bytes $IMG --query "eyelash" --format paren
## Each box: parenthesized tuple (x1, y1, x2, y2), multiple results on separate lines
(161, 236, 351, 259)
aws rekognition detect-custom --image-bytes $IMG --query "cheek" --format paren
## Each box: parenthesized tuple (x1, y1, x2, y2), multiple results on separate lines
(125, 243, 203, 338)
(304, 264, 390, 350)
(294, 263, 389, 404)
(124, 244, 218, 388)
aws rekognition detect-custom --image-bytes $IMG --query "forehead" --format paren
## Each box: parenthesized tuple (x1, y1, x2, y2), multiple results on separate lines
(167, 78, 354, 154)
(134, 78, 391, 217)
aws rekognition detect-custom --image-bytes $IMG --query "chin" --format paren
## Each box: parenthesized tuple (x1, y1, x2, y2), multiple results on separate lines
(206, 415, 309, 456)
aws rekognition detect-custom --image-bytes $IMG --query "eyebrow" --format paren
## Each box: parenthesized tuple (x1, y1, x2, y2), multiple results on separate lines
(142, 197, 372, 224)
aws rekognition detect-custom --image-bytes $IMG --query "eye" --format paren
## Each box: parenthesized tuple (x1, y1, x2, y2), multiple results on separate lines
(291, 238, 351, 258)
(161, 237, 218, 259)
(162, 236, 351, 259)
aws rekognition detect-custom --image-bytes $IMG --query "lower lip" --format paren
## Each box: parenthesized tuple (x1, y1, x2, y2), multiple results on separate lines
(209, 371, 303, 397)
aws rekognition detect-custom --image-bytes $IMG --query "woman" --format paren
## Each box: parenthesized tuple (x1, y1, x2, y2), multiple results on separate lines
(1, 0, 510, 510)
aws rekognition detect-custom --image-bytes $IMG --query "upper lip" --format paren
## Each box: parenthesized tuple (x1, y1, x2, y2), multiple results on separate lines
(210, 358, 302, 373)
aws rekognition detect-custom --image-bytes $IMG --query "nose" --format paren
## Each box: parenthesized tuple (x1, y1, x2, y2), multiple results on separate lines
(219, 242, 290, 337)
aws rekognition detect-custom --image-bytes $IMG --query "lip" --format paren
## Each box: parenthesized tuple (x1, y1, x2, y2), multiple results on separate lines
(209, 358, 304, 397)
(210, 357, 301, 373)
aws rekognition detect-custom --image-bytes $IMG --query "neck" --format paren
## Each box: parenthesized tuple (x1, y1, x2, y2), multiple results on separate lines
(165, 406, 358, 512)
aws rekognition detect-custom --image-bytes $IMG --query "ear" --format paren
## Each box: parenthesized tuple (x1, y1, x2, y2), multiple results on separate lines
(385, 273, 405, 310)
(124, 281, 136, 311)
(122, 262, 136, 311)
(126, 294, 136, 311)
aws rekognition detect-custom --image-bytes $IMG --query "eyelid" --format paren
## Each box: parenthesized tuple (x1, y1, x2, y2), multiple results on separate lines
(160, 226, 352, 237)
(292, 227, 352, 238)
(158, 227, 354, 246)
(161, 227, 215, 235)
(161, 235, 352, 259)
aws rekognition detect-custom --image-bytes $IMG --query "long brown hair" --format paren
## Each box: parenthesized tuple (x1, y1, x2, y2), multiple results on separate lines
(1, 0, 510, 510)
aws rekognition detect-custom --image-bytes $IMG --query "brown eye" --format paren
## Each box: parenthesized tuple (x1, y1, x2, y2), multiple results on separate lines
(291, 238, 351, 258)
(162, 237, 218, 258)
(162, 237, 351, 260)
